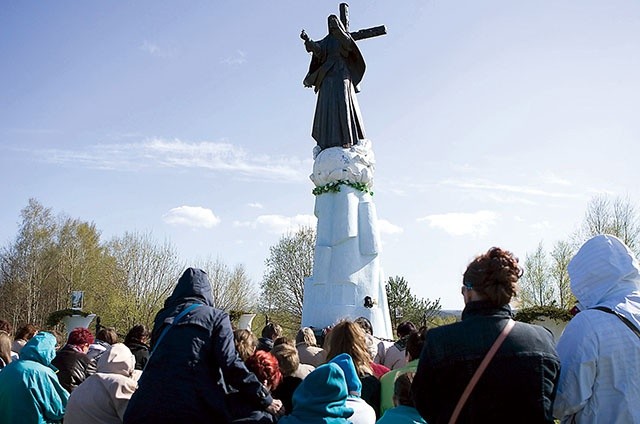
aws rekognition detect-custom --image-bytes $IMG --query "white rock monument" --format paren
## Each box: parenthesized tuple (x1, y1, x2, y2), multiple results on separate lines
(301, 140, 393, 339)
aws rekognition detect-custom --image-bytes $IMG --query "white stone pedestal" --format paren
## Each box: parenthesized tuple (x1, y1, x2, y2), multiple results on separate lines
(62, 314, 96, 337)
(301, 140, 393, 339)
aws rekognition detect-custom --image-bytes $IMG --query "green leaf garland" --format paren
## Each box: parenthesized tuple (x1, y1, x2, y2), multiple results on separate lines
(312, 180, 373, 196)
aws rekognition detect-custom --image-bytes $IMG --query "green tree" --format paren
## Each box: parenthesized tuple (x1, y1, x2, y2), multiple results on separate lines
(0, 199, 60, 326)
(260, 226, 315, 332)
(107, 231, 183, 330)
(549, 240, 574, 309)
(385, 275, 441, 331)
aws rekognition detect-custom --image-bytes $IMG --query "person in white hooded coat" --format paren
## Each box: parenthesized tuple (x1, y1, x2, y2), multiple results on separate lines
(553, 234, 640, 423)
(64, 343, 139, 424)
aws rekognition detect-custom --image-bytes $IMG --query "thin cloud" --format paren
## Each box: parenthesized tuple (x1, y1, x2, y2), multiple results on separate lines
(417, 210, 497, 237)
(441, 179, 579, 199)
(248, 202, 264, 209)
(163, 206, 221, 228)
(221, 50, 247, 65)
(140, 40, 176, 58)
(32, 138, 309, 181)
(378, 219, 403, 235)
(234, 214, 317, 234)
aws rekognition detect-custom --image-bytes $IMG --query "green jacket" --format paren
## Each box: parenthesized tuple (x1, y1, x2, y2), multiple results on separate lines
(379, 358, 418, 416)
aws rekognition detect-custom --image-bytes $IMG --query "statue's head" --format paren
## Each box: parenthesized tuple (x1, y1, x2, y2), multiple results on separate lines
(327, 14, 345, 33)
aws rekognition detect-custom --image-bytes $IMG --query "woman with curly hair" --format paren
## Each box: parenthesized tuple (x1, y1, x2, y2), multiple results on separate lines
(234, 329, 257, 362)
(324, 320, 381, 416)
(412, 247, 560, 423)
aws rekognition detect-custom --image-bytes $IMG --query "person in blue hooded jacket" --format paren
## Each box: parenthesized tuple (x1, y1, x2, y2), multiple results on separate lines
(279, 362, 354, 424)
(123, 268, 282, 424)
(329, 353, 376, 424)
(0, 331, 69, 424)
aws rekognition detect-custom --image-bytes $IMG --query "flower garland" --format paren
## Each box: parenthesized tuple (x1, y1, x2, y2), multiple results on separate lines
(312, 180, 373, 196)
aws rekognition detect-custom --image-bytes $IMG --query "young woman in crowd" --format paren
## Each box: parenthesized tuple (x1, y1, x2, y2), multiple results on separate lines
(123, 324, 150, 371)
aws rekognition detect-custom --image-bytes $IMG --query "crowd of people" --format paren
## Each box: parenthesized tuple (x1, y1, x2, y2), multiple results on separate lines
(0, 234, 638, 423)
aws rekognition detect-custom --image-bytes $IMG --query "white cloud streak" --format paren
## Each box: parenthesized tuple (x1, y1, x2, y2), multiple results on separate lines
(377, 218, 403, 235)
(234, 214, 317, 234)
(417, 210, 498, 237)
(441, 179, 578, 199)
(163, 206, 221, 228)
(33, 138, 309, 181)
(140, 40, 176, 58)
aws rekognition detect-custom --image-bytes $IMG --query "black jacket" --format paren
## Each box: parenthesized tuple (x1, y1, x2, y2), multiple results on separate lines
(125, 341, 150, 370)
(51, 345, 96, 393)
(412, 301, 560, 424)
(124, 268, 272, 424)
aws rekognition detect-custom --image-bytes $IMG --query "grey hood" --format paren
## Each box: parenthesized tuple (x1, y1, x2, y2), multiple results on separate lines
(568, 234, 640, 328)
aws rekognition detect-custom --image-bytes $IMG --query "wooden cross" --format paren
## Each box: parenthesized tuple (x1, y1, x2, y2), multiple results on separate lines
(339, 3, 387, 41)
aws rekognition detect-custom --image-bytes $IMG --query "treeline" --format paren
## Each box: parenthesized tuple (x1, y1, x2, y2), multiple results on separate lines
(0, 199, 256, 333)
(518, 194, 640, 310)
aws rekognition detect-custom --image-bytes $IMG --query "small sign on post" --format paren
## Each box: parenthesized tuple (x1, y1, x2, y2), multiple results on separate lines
(70, 291, 84, 310)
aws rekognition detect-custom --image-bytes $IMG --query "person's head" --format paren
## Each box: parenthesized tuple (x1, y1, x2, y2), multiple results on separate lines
(396, 321, 417, 339)
(67, 327, 94, 352)
(15, 324, 38, 341)
(271, 342, 300, 377)
(324, 320, 372, 376)
(233, 329, 257, 362)
(0, 319, 12, 335)
(568, 234, 640, 308)
(393, 372, 416, 407)
(288, 363, 351, 421)
(20, 332, 57, 366)
(353, 317, 373, 335)
(124, 324, 149, 346)
(245, 350, 282, 392)
(462, 247, 521, 307)
(261, 322, 283, 340)
(96, 327, 118, 344)
(0, 331, 12, 366)
(295, 327, 318, 347)
(97, 343, 136, 378)
(329, 353, 362, 397)
(406, 327, 428, 361)
(273, 336, 293, 347)
(327, 14, 343, 32)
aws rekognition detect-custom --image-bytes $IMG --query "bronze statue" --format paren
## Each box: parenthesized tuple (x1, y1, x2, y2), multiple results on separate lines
(301, 4, 386, 151)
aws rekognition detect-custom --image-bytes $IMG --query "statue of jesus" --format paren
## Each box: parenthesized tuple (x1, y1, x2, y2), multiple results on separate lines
(301, 14, 366, 150)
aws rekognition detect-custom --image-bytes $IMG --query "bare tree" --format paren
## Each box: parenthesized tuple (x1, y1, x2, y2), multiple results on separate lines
(579, 194, 640, 255)
(200, 257, 256, 312)
(519, 242, 555, 307)
(107, 231, 184, 329)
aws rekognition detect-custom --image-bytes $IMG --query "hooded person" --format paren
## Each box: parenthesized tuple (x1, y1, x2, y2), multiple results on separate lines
(328, 353, 376, 424)
(123, 268, 282, 424)
(279, 362, 354, 424)
(554, 235, 640, 423)
(64, 343, 138, 424)
(0, 332, 69, 423)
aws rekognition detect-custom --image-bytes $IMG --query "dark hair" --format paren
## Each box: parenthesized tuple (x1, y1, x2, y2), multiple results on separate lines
(406, 327, 428, 361)
(396, 321, 417, 338)
(15, 324, 38, 341)
(245, 350, 282, 390)
(124, 324, 149, 345)
(463, 247, 522, 307)
(261, 322, 283, 340)
(354, 317, 373, 335)
(273, 336, 293, 347)
(393, 372, 416, 407)
(96, 327, 118, 344)
(68, 327, 94, 346)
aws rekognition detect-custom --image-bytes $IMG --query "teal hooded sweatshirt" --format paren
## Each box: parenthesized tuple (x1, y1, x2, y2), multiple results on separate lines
(0, 332, 69, 424)
(279, 362, 354, 424)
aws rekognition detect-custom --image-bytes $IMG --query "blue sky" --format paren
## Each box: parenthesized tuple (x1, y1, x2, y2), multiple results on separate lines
(2, 1, 639, 309)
